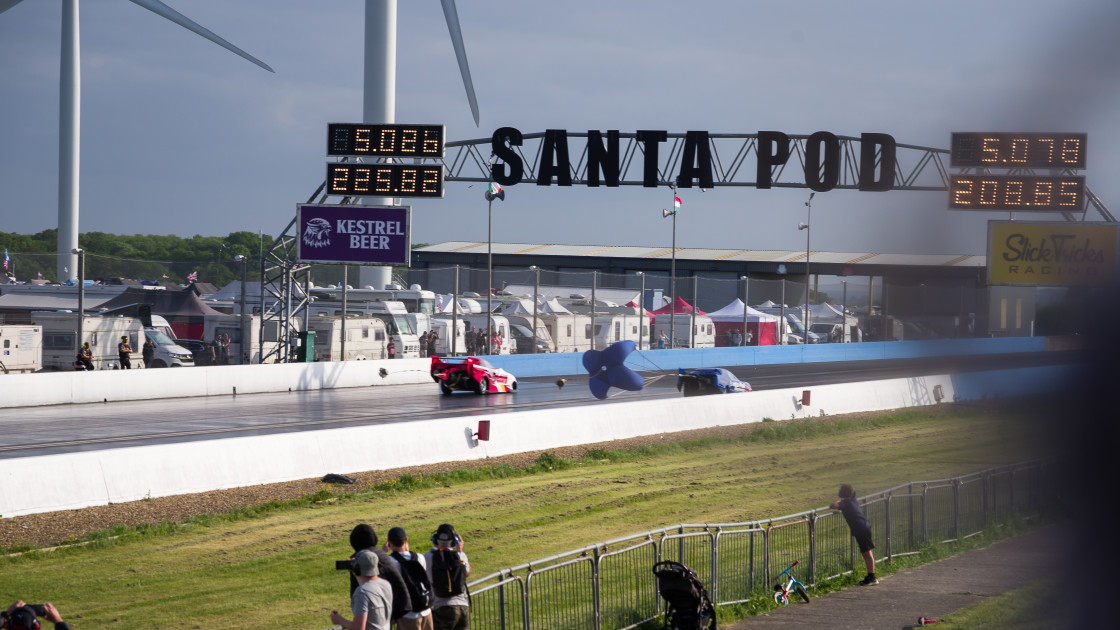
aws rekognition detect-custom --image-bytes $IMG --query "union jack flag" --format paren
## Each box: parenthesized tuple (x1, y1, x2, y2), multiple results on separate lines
(187, 271, 199, 282)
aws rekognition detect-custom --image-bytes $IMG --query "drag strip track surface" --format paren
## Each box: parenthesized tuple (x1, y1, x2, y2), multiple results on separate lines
(0, 352, 1080, 459)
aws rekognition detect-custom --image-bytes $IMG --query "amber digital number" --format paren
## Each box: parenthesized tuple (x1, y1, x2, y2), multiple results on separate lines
(327, 163, 444, 198)
(949, 175, 1084, 212)
(950, 132, 1086, 169)
(327, 123, 444, 158)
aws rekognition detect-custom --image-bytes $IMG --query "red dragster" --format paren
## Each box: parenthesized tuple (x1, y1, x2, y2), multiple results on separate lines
(430, 356, 518, 395)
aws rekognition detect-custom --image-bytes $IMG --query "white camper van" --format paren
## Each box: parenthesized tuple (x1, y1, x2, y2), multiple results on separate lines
(591, 314, 650, 350)
(31, 311, 143, 370)
(426, 317, 467, 356)
(0, 325, 42, 374)
(202, 313, 293, 364)
(310, 300, 420, 358)
(651, 314, 716, 348)
(456, 315, 513, 355)
(307, 316, 390, 361)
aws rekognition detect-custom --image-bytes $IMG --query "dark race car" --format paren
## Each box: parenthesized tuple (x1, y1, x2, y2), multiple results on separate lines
(431, 356, 518, 395)
(677, 367, 751, 396)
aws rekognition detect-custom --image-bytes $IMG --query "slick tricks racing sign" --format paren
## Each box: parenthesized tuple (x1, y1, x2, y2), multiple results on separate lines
(297, 204, 410, 265)
(987, 220, 1119, 286)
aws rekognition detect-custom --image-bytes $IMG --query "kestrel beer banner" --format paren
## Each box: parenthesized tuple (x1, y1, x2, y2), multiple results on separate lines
(987, 220, 1119, 286)
(297, 204, 411, 265)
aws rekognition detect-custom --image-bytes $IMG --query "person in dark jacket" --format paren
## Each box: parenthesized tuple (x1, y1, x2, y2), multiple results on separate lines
(350, 523, 411, 622)
(830, 484, 878, 585)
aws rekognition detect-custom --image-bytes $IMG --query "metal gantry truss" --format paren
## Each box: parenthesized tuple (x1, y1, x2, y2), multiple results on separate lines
(259, 132, 1113, 362)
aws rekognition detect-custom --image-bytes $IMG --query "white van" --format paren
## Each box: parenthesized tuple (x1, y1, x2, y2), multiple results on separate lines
(31, 311, 143, 370)
(142, 328, 196, 367)
(652, 314, 716, 348)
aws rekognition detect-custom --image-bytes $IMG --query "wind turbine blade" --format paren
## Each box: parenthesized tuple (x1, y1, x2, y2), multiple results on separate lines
(128, 0, 274, 73)
(440, 0, 480, 126)
(0, 0, 27, 16)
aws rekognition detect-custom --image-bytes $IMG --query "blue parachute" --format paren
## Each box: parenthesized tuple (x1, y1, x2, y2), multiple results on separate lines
(582, 340, 644, 400)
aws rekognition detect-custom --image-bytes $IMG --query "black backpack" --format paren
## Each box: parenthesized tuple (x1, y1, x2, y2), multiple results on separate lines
(392, 551, 434, 611)
(429, 548, 467, 597)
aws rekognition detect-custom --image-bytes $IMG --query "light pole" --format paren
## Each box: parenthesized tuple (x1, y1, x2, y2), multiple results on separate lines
(841, 280, 848, 343)
(72, 248, 84, 357)
(662, 204, 678, 349)
(741, 275, 749, 346)
(234, 255, 249, 363)
(798, 192, 814, 344)
(636, 271, 645, 349)
(485, 180, 505, 354)
(529, 265, 540, 354)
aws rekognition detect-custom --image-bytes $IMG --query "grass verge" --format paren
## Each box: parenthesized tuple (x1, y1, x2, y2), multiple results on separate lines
(0, 403, 1052, 629)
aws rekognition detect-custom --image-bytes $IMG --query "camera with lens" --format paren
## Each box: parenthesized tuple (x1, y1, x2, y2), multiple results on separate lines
(2, 604, 47, 630)
(335, 558, 354, 572)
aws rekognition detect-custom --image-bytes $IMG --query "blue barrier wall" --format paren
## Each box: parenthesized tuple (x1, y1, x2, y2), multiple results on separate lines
(487, 337, 1050, 378)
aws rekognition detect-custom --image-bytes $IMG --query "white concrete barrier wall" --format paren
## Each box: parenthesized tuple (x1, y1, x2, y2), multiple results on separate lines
(0, 365, 1075, 517)
(0, 359, 433, 409)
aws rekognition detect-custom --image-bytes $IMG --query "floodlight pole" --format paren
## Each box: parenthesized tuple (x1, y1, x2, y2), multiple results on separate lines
(741, 275, 749, 346)
(799, 192, 814, 344)
(234, 255, 249, 363)
(73, 248, 84, 354)
(529, 265, 539, 354)
(487, 195, 493, 353)
(637, 271, 645, 349)
(662, 201, 678, 349)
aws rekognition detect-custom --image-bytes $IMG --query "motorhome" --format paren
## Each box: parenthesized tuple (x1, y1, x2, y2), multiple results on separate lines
(651, 313, 716, 348)
(420, 317, 467, 356)
(590, 314, 650, 351)
(309, 299, 421, 358)
(0, 325, 42, 374)
(202, 313, 293, 364)
(30, 311, 143, 370)
(305, 316, 391, 361)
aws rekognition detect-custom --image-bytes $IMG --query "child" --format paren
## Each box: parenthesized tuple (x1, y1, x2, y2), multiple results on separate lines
(830, 484, 878, 585)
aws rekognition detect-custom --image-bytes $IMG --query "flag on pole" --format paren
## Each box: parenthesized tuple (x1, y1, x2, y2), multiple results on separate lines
(485, 181, 505, 201)
(3, 249, 8, 270)
(187, 271, 199, 282)
(674, 195, 682, 212)
(38, 271, 43, 279)
(162, 274, 169, 279)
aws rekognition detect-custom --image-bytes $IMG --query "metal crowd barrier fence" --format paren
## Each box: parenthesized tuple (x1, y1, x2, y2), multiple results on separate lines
(463, 460, 1053, 630)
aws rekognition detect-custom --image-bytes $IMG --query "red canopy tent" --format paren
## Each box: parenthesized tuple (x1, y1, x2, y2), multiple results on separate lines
(706, 298, 779, 346)
(648, 296, 707, 315)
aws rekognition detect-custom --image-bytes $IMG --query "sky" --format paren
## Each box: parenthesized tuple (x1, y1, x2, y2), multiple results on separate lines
(2, 0, 1119, 258)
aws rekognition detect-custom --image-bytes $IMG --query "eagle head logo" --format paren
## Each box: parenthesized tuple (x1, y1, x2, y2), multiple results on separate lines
(302, 218, 332, 248)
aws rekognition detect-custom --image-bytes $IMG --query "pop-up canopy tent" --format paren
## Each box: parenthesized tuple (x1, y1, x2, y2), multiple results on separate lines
(706, 298, 779, 346)
(649, 296, 706, 315)
(93, 287, 223, 339)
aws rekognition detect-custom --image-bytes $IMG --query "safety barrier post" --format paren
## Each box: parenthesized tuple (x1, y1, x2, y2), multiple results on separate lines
(711, 528, 721, 603)
(807, 512, 818, 587)
(591, 547, 601, 630)
(920, 483, 929, 546)
(884, 491, 893, 561)
(952, 478, 961, 542)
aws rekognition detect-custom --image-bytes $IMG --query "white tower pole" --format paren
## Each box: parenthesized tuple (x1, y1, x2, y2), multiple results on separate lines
(58, 0, 80, 282)
(363, 0, 395, 208)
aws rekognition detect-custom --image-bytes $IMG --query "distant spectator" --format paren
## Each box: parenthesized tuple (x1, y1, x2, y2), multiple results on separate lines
(77, 342, 94, 371)
(4, 601, 71, 630)
(220, 334, 231, 365)
(348, 524, 411, 623)
(118, 335, 133, 369)
(419, 332, 429, 358)
(142, 338, 155, 367)
(746, 329, 753, 346)
(428, 330, 438, 358)
(658, 330, 668, 349)
(387, 339, 397, 359)
(209, 336, 220, 364)
(731, 329, 742, 347)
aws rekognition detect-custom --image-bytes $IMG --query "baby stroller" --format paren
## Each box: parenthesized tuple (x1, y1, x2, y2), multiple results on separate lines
(652, 560, 716, 630)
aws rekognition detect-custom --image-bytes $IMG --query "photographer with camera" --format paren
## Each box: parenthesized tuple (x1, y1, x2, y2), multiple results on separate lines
(3, 601, 70, 630)
(346, 524, 411, 623)
(424, 524, 471, 630)
(330, 549, 392, 630)
(384, 527, 434, 630)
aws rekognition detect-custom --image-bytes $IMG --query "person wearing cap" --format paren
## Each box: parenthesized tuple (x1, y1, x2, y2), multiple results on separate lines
(384, 527, 433, 630)
(77, 342, 93, 371)
(118, 335, 133, 369)
(425, 524, 471, 630)
(4, 601, 70, 630)
(331, 549, 392, 630)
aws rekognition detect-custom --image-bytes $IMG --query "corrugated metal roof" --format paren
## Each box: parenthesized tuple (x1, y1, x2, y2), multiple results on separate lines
(415, 242, 987, 267)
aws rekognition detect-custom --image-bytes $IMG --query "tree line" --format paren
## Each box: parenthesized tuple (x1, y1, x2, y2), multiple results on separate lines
(1, 229, 415, 288)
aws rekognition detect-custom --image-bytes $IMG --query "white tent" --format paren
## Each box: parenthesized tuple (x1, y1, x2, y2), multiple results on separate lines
(797, 303, 846, 323)
(499, 299, 538, 317)
(707, 298, 778, 322)
(539, 298, 573, 315)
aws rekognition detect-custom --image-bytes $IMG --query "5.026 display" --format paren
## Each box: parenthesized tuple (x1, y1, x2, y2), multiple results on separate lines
(327, 123, 444, 158)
